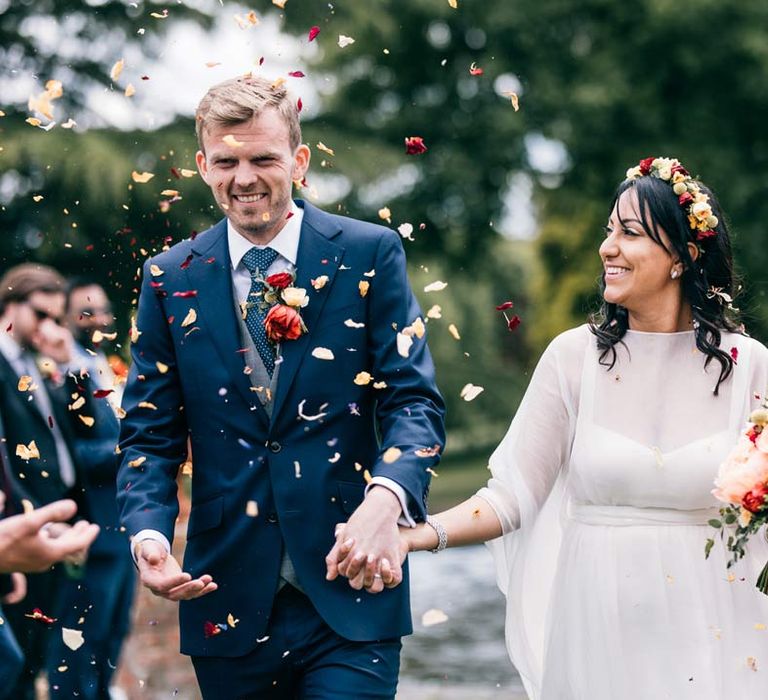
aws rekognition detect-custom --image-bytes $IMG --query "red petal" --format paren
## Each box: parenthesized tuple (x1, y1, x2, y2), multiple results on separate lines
(297, 97, 303, 112)
(259, 57, 265, 66)
(495, 301, 514, 311)
(730, 347, 739, 362)
(308, 26, 320, 42)
(172, 290, 198, 298)
(507, 315, 522, 331)
(93, 389, 114, 398)
(180, 254, 194, 270)
(288, 71, 305, 78)
(170, 167, 181, 179)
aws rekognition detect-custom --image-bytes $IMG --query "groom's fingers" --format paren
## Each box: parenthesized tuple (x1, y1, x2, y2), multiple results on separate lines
(340, 550, 367, 579)
(166, 576, 218, 601)
(325, 537, 354, 581)
(380, 557, 402, 589)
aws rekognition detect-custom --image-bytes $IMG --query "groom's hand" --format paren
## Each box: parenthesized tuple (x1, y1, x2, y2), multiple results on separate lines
(135, 540, 218, 601)
(325, 486, 404, 594)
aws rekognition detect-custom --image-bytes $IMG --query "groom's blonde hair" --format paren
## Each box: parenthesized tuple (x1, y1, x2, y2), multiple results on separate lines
(195, 74, 302, 153)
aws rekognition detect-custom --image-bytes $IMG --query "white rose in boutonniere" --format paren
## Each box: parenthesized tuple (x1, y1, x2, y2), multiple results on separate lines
(281, 287, 309, 308)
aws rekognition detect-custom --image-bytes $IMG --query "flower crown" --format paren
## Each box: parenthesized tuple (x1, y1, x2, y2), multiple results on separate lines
(625, 157, 718, 242)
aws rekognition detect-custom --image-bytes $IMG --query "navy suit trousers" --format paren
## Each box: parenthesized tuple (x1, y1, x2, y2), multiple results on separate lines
(191, 585, 401, 700)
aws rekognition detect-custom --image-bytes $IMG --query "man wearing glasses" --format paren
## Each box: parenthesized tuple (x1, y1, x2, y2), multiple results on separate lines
(40, 277, 136, 700)
(0, 263, 86, 699)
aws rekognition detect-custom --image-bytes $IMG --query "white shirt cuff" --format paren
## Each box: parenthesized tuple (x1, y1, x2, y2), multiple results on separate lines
(131, 529, 171, 563)
(366, 477, 417, 528)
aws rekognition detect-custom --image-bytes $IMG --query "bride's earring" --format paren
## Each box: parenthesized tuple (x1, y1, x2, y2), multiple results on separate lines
(670, 268, 680, 279)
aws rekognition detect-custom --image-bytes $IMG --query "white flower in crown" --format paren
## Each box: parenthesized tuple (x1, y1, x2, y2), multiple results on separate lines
(692, 201, 713, 221)
(281, 287, 309, 308)
(626, 165, 642, 179)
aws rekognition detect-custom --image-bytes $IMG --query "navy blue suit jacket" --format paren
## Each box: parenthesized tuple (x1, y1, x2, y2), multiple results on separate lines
(117, 201, 445, 657)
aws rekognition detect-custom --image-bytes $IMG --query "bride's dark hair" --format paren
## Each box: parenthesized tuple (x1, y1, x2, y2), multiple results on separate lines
(589, 174, 742, 395)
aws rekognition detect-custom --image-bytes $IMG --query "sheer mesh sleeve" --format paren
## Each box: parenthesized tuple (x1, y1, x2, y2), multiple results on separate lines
(476, 326, 584, 532)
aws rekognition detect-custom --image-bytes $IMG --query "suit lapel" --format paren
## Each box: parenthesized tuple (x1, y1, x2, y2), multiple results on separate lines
(271, 201, 344, 423)
(0, 352, 48, 431)
(188, 221, 270, 428)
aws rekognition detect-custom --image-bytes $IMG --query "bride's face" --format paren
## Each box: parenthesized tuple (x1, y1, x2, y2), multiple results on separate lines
(599, 190, 677, 310)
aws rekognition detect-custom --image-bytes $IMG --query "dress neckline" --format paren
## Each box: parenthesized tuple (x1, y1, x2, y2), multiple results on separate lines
(624, 329, 696, 337)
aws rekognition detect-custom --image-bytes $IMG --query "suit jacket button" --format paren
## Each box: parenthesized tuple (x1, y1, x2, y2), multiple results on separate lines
(268, 441, 281, 453)
(267, 512, 278, 523)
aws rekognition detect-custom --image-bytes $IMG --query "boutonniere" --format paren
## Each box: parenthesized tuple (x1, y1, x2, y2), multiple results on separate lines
(36, 356, 62, 384)
(244, 270, 309, 343)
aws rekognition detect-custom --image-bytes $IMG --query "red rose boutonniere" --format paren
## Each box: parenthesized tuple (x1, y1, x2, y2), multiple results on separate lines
(246, 269, 309, 344)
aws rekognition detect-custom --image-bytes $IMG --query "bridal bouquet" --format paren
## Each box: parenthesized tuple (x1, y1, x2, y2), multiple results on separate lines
(708, 408, 768, 594)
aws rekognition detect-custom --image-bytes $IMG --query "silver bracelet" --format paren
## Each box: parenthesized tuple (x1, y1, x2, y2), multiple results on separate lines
(426, 515, 448, 553)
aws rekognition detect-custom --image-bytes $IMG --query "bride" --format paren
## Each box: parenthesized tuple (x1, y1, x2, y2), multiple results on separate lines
(402, 158, 768, 698)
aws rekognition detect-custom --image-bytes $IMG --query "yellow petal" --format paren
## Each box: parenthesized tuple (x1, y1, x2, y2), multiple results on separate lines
(181, 308, 197, 328)
(132, 171, 155, 184)
(110, 59, 125, 82)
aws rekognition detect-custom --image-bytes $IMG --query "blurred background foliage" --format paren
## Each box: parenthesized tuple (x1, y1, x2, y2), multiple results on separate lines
(2, 0, 768, 461)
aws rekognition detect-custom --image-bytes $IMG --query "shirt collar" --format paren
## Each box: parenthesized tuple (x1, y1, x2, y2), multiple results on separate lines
(228, 201, 303, 270)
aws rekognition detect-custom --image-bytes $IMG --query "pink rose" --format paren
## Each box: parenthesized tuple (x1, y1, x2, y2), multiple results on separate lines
(742, 483, 768, 513)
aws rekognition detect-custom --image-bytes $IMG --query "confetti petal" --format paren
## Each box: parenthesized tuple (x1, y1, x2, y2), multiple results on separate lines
(132, 171, 155, 184)
(460, 383, 484, 401)
(110, 59, 124, 82)
(62, 628, 84, 651)
(338, 35, 355, 48)
(181, 308, 197, 328)
(424, 280, 448, 293)
(422, 609, 449, 626)
(311, 347, 335, 361)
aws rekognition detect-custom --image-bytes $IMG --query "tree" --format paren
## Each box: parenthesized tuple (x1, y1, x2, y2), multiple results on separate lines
(0, 0, 212, 114)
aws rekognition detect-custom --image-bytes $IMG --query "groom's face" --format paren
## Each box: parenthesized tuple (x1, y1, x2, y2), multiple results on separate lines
(196, 108, 310, 244)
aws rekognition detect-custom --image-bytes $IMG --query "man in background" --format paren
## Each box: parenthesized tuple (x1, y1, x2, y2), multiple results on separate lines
(44, 278, 135, 700)
(0, 263, 85, 699)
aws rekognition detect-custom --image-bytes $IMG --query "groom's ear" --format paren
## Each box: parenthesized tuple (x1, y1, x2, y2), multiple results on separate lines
(292, 144, 311, 182)
(195, 150, 209, 183)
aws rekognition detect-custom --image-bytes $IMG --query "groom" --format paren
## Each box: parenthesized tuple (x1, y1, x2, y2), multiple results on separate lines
(116, 75, 445, 699)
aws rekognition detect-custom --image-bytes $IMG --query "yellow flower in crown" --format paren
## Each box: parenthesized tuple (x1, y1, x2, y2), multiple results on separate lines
(626, 156, 719, 243)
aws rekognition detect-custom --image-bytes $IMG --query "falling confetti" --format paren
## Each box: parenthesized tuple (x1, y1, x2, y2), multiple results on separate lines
(404, 136, 427, 155)
(460, 383, 484, 401)
(338, 35, 355, 48)
(308, 26, 320, 42)
(311, 347, 335, 360)
(422, 609, 449, 627)
(132, 171, 155, 184)
(110, 59, 125, 82)
(424, 281, 448, 293)
(222, 134, 244, 148)
(62, 628, 85, 651)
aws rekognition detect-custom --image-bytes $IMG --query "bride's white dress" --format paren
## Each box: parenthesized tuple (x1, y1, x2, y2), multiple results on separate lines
(477, 325, 768, 699)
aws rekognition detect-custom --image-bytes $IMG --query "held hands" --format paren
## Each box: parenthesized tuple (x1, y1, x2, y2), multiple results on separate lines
(135, 539, 218, 601)
(325, 486, 409, 595)
(0, 499, 100, 573)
